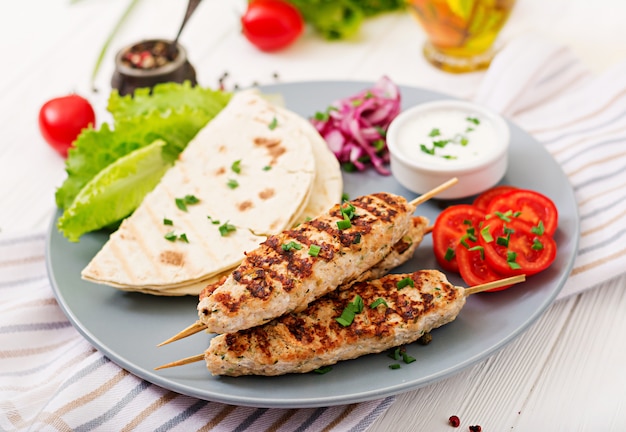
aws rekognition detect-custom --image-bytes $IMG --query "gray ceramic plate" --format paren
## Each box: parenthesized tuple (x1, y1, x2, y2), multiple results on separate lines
(46, 81, 579, 408)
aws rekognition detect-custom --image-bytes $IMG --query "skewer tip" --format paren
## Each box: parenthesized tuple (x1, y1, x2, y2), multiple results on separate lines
(157, 321, 206, 347)
(464, 274, 526, 296)
(154, 353, 205, 370)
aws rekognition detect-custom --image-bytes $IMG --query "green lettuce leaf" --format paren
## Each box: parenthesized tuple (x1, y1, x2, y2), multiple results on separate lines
(55, 82, 231, 241)
(57, 140, 171, 242)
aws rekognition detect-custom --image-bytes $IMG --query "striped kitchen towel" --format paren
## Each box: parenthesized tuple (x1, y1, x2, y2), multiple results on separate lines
(474, 33, 626, 299)
(0, 234, 394, 432)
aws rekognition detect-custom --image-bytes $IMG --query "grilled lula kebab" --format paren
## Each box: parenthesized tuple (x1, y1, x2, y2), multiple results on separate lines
(158, 215, 431, 347)
(159, 178, 458, 344)
(156, 271, 525, 376)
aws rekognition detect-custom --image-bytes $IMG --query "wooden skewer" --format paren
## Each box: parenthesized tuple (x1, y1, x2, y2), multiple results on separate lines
(464, 274, 526, 296)
(157, 321, 206, 347)
(409, 177, 458, 208)
(154, 274, 527, 371)
(154, 353, 205, 370)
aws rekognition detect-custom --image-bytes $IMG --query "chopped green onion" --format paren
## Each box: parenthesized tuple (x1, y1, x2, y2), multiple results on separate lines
(352, 233, 362, 244)
(340, 202, 356, 220)
(480, 226, 493, 242)
(341, 193, 350, 202)
(496, 236, 509, 247)
(308, 244, 321, 257)
(507, 251, 521, 270)
(532, 238, 544, 250)
(494, 211, 512, 222)
(420, 144, 435, 155)
(531, 220, 545, 236)
(388, 347, 401, 360)
(313, 366, 333, 374)
(444, 247, 456, 262)
(281, 241, 302, 251)
(335, 295, 364, 327)
(268, 117, 278, 130)
(231, 159, 241, 174)
(433, 139, 449, 148)
(389, 364, 401, 370)
(226, 179, 239, 189)
(468, 245, 485, 260)
(179, 233, 189, 243)
(370, 298, 388, 309)
(164, 231, 177, 242)
(402, 352, 416, 364)
(337, 219, 351, 230)
(513, 211, 522, 217)
(397, 277, 414, 289)
(163, 218, 173, 226)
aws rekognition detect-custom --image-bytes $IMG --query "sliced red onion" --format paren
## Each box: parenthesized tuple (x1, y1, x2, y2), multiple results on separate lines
(311, 76, 401, 175)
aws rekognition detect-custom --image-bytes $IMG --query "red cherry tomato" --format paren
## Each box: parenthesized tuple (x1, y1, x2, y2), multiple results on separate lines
(39, 94, 95, 158)
(455, 240, 511, 291)
(479, 217, 557, 277)
(432, 204, 487, 273)
(472, 185, 517, 211)
(241, 0, 304, 52)
(486, 189, 559, 236)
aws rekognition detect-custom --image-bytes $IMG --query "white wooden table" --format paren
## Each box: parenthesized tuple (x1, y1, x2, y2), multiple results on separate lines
(2, 1, 626, 430)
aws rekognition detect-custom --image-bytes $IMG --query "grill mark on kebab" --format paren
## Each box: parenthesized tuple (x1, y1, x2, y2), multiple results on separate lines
(197, 193, 414, 334)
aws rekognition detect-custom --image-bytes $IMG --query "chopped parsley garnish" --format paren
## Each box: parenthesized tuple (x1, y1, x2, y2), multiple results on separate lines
(429, 128, 441, 137)
(218, 221, 236, 237)
(207, 215, 220, 225)
(396, 277, 414, 289)
(335, 295, 364, 327)
(231, 159, 241, 174)
(163, 218, 173, 226)
(262, 165, 272, 171)
(420, 144, 435, 155)
(226, 179, 239, 189)
(175, 194, 200, 212)
(281, 241, 302, 252)
(466, 117, 480, 125)
(268, 116, 278, 130)
(308, 244, 321, 257)
(370, 298, 388, 309)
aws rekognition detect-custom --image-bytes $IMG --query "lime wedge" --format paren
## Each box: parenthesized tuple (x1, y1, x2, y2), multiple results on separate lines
(58, 139, 171, 242)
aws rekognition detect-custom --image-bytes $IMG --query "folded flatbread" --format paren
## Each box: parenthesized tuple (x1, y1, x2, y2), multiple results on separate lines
(81, 90, 342, 295)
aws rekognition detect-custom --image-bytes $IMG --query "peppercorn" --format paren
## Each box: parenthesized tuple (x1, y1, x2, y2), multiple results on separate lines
(417, 332, 432, 345)
(448, 415, 460, 427)
(469, 425, 482, 432)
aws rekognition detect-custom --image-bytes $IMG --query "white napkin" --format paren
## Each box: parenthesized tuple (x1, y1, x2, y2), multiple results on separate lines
(475, 33, 626, 298)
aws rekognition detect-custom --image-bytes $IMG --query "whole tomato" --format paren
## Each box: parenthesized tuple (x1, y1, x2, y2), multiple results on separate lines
(241, 0, 304, 52)
(39, 94, 96, 157)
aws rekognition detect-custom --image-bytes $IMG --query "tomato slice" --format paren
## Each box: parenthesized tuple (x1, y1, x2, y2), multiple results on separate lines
(486, 189, 558, 236)
(455, 241, 511, 291)
(472, 185, 517, 211)
(432, 204, 486, 273)
(479, 217, 557, 277)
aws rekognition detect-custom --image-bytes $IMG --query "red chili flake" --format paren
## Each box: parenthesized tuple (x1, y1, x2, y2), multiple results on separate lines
(448, 415, 460, 427)
(469, 425, 482, 432)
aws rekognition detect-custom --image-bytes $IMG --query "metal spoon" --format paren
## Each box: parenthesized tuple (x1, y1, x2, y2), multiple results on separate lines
(170, 0, 202, 56)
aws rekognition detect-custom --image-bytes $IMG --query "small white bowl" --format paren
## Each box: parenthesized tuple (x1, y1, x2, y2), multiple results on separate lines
(386, 99, 510, 200)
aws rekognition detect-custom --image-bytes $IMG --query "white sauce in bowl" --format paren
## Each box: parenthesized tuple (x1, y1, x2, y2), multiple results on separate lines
(394, 109, 500, 169)
(386, 99, 510, 199)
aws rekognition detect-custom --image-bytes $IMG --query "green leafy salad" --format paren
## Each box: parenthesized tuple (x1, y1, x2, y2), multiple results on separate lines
(56, 82, 231, 242)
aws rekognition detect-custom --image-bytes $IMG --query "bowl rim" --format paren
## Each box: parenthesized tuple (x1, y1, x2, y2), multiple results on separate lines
(386, 99, 510, 173)
(114, 38, 188, 78)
